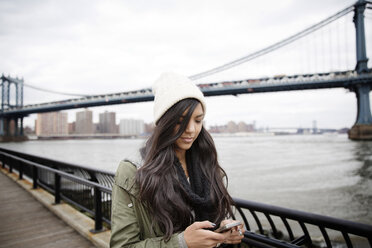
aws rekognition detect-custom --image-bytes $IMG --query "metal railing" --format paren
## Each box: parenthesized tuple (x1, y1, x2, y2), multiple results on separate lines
(233, 198, 372, 248)
(0, 147, 113, 232)
(1, 147, 371, 247)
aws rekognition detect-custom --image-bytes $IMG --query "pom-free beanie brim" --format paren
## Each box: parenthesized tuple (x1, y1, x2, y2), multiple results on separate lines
(152, 72, 206, 124)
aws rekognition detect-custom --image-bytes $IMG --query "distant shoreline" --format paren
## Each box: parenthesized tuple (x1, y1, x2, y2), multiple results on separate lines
(26, 131, 346, 141)
(30, 134, 147, 140)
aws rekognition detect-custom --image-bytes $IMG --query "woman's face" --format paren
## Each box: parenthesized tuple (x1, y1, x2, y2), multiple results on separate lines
(174, 103, 204, 153)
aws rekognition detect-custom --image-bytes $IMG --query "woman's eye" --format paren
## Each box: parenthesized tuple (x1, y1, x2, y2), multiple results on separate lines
(195, 120, 202, 124)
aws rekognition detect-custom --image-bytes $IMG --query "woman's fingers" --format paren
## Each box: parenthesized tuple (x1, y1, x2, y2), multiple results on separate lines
(189, 221, 215, 230)
(186, 220, 246, 247)
(223, 225, 245, 244)
(184, 221, 228, 248)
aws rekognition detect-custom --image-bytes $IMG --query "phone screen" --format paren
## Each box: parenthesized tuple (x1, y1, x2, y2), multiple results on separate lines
(215, 221, 241, 233)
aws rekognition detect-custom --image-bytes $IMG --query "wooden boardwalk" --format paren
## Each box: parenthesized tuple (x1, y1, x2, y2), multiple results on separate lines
(0, 171, 97, 248)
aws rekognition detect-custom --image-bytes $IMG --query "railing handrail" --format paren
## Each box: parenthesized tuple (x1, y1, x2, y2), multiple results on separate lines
(233, 198, 372, 237)
(0, 151, 112, 193)
(0, 147, 115, 176)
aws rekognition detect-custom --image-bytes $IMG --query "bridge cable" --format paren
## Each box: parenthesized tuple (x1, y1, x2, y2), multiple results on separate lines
(188, 4, 354, 80)
(23, 82, 91, 97)
(2, 76, 90, 97)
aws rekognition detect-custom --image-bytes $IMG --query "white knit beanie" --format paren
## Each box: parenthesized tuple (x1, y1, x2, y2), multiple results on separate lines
(152, 72, 206, 124)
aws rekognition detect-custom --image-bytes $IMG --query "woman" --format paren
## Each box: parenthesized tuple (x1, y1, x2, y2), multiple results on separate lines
(110, 72, 245, 248)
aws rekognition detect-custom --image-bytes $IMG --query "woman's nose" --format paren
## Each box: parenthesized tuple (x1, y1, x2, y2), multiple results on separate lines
(185, 121, 195, 133)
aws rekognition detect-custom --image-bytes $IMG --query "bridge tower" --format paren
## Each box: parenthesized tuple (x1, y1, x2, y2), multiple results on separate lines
(0, 74, 26, 141)
(348, 0, 372, 140)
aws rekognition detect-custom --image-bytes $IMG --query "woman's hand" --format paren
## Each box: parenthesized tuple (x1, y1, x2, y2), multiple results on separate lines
(184, 221, 227, 248)
(218, 219, 245, 245)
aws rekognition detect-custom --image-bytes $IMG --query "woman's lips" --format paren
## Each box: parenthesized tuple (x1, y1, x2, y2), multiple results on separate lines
(181, 137, 193, 143)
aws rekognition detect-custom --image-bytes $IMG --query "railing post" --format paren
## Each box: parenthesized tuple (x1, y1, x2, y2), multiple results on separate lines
(9, 160, 12, 173)
(19, 162, 23, 180)
(91, 187, 103, 233)
(54, 173, 61, 204)
(32, 166, 38, 189)
(0, 154, 4, 168)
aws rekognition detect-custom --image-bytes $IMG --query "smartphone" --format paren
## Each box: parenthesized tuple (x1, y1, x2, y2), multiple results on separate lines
(214, 221, 241, 233)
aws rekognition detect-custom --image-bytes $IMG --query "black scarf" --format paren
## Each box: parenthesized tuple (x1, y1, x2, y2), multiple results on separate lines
(174, 151, 216, 222)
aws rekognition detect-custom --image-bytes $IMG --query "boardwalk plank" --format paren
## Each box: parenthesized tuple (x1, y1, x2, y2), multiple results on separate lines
(0, 171, 97, 248)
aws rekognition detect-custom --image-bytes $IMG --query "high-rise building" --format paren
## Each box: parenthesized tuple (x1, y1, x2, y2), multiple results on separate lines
(68, 122, 75, 134)
(237, 121, 255, 132)
(144, 122, 155, 134)
(227, 121, 238, 133)
(119, 119, 145, 136)
(99, 111, 117, 133)
(93, 123, 100, 134)
(312, 120, 318, 134)
(75, 109, 93, 134)
(36, 112, 68, 136)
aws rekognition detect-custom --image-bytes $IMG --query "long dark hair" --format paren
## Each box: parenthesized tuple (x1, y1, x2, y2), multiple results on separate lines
(136, 98, 233, 240)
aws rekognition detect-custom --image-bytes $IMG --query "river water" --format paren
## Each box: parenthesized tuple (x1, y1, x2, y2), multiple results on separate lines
(1, 134, 371, 225)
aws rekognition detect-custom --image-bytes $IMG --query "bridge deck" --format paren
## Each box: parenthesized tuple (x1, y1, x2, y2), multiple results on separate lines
(0, 171, 97, 248)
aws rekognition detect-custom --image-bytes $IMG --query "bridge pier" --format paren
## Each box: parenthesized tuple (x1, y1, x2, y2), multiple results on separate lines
(1, 75, 27, 142)
(0, 117, 27, 142)
(348, 84, 372, 140)
(348, 0, 372, 140)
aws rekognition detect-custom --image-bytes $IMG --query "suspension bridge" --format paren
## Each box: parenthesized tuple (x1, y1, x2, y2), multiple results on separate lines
(1, 0, 372, 141)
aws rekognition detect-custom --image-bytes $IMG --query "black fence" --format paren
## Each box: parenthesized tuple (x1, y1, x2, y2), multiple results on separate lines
(0, 147, 113, 231)
(1, 147, 371, 248)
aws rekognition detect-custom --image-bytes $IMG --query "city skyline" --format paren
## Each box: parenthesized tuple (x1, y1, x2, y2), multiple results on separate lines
(32, 108, 322, 129)
(34, 109, 147, 136)
(32, 109, 347, 138)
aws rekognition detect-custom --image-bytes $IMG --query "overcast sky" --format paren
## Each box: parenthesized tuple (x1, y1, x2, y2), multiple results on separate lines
(1, 0, 371, 129)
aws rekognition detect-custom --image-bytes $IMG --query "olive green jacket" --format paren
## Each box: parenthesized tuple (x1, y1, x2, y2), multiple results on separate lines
(110, 160, 186, 248)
